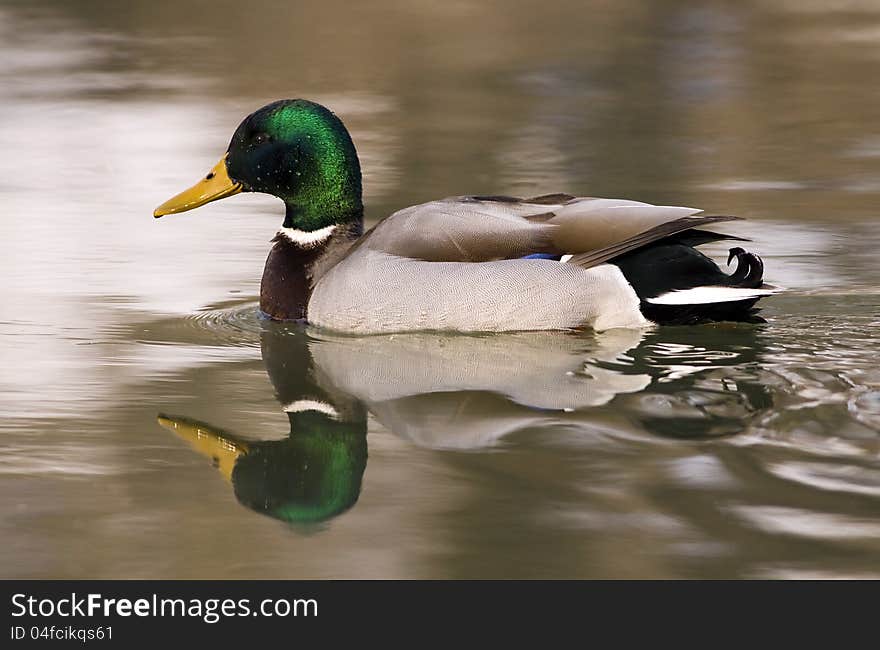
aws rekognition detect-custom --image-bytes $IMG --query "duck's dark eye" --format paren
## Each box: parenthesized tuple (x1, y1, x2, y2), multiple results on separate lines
(251, 132, 271, 146)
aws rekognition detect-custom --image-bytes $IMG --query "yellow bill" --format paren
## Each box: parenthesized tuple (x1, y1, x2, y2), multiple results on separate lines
(153, 154, 243, 218)
(157, 414, 249, 483)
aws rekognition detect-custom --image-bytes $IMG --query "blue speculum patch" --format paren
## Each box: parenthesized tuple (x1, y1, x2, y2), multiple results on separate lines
(521, 253, 561, 260)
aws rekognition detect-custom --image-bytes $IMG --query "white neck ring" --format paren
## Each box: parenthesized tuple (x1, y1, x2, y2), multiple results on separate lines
(278, 224, 337, 248)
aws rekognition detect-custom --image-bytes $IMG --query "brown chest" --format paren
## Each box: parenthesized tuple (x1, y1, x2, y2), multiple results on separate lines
(259, 228, 359, 321)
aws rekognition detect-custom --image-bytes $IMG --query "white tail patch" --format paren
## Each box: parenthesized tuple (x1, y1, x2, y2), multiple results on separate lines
(279, 224, 337, 248)
(647, 286, 781, 305)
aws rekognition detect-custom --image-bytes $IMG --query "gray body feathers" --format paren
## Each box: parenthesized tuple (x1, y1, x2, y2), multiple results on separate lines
(306, 195, 745, 334)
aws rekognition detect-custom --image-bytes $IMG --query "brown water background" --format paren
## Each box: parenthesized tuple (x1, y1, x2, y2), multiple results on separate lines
(1, 0, 879, 578)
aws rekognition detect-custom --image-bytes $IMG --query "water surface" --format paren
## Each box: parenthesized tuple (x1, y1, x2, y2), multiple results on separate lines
(1, 0, 879, 578)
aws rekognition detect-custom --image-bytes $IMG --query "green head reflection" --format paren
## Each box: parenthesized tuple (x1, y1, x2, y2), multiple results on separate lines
(158, 407, 367, 524)
(232, 410, 367, 523)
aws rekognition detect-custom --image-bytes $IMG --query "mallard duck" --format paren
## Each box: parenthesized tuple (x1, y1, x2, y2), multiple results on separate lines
(154, 99, 777, 332)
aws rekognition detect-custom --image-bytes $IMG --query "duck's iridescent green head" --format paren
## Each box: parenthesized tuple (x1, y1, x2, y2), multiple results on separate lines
(154, 99, 362, 231)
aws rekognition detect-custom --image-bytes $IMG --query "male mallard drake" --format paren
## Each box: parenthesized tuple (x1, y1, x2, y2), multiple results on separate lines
(155, 99, 776, 332)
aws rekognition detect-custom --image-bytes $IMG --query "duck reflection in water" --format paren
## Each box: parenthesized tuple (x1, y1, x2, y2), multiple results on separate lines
(158, 322, 771, 524)
(159, 331, 368, 525)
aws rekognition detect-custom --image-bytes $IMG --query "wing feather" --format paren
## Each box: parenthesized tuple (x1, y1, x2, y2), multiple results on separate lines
(363, 197, 561, 262)
(566, 215, 743, 269)
(356, 195, 743, 265)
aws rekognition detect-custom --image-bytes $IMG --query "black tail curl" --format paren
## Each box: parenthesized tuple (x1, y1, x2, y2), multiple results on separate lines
(611, 239, 769, 325)
(727, 247, 764, 289)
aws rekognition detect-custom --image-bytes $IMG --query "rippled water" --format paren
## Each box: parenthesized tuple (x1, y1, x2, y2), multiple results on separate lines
(1, 0, 879, 578)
